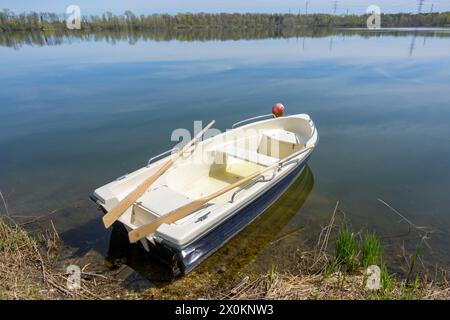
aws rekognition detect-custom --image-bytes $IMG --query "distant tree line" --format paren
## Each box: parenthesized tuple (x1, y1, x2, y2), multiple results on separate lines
(1, 9, 450, 32)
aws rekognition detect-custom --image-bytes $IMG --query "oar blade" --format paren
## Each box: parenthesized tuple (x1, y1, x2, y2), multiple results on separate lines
(102, 174, 160, 228)
(102, 208, 122, 229)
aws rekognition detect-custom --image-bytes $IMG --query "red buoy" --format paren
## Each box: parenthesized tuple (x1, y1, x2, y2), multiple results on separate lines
(272, 103, 285, 117)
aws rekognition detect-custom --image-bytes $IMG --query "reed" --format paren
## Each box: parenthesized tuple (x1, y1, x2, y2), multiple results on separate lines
(332, 224, 358, 273)
(361, 232, 382, 268)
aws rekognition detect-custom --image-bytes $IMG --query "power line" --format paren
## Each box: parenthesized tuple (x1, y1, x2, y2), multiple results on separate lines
(418, 0, 425, 13)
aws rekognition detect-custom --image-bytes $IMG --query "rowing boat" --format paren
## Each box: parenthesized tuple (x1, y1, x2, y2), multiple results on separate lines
(90, 113, 318, 275)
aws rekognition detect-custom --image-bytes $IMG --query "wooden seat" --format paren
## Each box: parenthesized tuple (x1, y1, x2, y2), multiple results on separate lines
(214, 144, 279, 167)
(261, 129, 302, 145)
(134, 185, 192, 219)
(258, 129, 304, 159)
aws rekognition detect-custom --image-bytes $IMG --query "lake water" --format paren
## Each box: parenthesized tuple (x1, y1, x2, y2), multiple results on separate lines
(1, 29, 449, 280)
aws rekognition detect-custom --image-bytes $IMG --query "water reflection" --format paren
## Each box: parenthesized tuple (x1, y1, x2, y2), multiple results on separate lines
(105, 165, 314, 282)
(1, 28, 450, 49)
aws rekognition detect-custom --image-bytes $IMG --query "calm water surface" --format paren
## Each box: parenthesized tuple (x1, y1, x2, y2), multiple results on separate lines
(1, 29, 449, 278)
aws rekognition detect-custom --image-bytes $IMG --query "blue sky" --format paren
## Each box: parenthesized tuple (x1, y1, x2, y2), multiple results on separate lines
(1, 0, 449, 15)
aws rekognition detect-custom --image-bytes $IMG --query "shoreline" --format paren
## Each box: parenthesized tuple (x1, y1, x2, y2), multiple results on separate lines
(1, 206, 448, 300)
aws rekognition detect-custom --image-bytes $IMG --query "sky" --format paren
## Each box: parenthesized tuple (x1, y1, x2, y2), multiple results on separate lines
(1, 0, 449, 15)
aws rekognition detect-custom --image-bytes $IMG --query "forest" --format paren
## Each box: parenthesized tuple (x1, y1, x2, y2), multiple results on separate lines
(1, 10, 450, 32)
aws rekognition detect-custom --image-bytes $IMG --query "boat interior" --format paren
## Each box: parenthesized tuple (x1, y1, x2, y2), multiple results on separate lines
(125, 116, 315, 228)
(168, 128, 305, 199)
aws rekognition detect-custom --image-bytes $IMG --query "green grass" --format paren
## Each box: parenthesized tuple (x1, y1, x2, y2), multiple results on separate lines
(325, 225, 437, 300)
(333, 225, 358, 273)
(0, 287, 8, 300)
(406, 246, 421, 282)
(361, 232, 382, 268)
(328, 227, 384, 279)
(373, 262, 429, 300)
(27, 284, 43, 300)
(266, 264, 278, 291)
(378, 264, 396, 299)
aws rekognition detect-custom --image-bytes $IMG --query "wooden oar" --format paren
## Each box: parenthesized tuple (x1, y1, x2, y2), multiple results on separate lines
(102, 120, 215, 228)
(128, 144, 315, 243)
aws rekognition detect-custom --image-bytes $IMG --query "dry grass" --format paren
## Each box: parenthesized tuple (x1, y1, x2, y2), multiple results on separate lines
(0, 217, 142, 300)
(227, 272, 365, 300)
(220, 201, 450, 300)
(224, 270, 450, 300)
